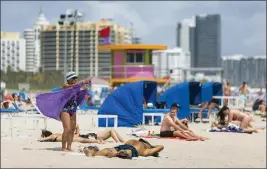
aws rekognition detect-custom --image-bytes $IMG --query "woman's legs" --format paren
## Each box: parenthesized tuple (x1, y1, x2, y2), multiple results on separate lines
(240, 115, 258, 133)
(67, 114, 76, 151)
(61, 112, 72, 151)
(198, 102, 208, 122)
(111, 129, 125, 143)
(97, 129, 125, 143)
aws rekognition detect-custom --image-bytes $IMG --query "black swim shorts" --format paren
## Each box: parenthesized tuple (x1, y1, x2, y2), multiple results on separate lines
(160, 131, 174, 137)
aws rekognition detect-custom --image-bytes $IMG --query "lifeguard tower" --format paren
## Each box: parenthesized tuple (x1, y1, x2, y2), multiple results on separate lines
(98, 44, 168, 84)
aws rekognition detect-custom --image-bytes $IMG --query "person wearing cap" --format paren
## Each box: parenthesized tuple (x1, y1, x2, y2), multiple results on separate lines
(160, 103, 206, 141)
(61, 71, 90, 151)
(198, 98, 220, 123)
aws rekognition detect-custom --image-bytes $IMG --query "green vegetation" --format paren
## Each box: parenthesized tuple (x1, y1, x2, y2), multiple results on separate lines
(1, 66, 64, 90)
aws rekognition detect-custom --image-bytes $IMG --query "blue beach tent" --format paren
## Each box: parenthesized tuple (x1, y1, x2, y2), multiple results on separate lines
(157, 81, 201, 119)
(98, 81, 157, 127)
(201, 82, 223, 103)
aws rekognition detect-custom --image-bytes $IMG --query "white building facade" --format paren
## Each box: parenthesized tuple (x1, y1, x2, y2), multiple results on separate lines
(1, 33, 26, 72)
(152, 47, 191, 82)
(24, 8, 49, 72)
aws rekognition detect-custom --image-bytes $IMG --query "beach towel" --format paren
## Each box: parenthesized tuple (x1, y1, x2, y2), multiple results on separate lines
(208, 129, 245, 133)
(35, 83, 87, 121)
(208, 123, 246, 133)
(142, 135, 186, 140)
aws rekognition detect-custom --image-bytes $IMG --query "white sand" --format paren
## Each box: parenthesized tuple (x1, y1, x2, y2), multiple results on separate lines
(1, 113, 266, 168)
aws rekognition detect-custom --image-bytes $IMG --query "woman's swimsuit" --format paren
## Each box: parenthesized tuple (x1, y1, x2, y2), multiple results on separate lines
(232, 114, 238, 121)
(114, 144, 139, 159)
(62, 96, 78, 116)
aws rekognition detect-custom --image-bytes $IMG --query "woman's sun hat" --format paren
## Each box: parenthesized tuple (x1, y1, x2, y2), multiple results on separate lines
(66, 72, 78, 80)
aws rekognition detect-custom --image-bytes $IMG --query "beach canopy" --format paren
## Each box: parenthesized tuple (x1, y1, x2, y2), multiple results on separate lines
(98, 80, 157, 127)
(201, 82, 223, 103)
(157, 81, 201, 119)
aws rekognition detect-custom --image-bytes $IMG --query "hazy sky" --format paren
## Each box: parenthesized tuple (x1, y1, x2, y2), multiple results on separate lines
(1, 1, 266, 56)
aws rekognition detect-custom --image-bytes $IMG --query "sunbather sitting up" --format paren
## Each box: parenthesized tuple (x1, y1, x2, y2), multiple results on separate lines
(83, 138, 164, 159)
(160, 103, 207, 141)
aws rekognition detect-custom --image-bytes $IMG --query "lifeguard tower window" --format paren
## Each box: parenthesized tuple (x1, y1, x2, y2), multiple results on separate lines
(126, 52, 144, 64)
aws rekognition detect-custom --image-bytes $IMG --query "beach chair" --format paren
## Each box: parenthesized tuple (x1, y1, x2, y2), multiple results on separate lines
(1, 108, 20, 138)
(1, 102, 47, 139)
(28, 95, 48, 130)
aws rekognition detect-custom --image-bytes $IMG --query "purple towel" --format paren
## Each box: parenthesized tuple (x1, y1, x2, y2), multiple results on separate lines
(36, 83, 87, 121)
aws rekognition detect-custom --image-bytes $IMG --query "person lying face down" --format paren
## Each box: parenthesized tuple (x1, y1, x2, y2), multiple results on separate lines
(38, 125, 125, 144)
(83, 139, 164, 159)
(160, 103, 207, 141)
(75, 124, 125, 143)
(38, 129, 104, 144)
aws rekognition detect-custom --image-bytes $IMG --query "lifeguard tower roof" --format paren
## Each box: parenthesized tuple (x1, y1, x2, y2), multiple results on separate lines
(98, 44, 167, 50)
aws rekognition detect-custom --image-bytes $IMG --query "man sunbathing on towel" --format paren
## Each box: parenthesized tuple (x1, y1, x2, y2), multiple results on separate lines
(83, 138, 164, 159)
(160, 103, 206, 141)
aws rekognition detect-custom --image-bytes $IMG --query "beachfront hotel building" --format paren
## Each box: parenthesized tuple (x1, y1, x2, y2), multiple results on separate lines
(0, 32, 26, 72)
(177, 14, 221, 71)
(97, 44, 168, 84)
(40, 19, 132, 78)
(23, 8, 50, 72)
(222, 55, 266, 87)
(152, 47, 191, 82)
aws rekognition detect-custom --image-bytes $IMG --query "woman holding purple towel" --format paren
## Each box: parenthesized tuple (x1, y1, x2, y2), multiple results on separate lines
(61, 72, 90, 151)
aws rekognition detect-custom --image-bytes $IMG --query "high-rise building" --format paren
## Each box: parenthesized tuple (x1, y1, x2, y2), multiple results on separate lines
(222, 55, 266, 87)
(40, 19, 132, 78)
(1, 32, 26, 72)
(24, 8, 50, 72)
(152, 47, 191, 81)
(177, 14, 221, 70)
(176, 18, 195, 53)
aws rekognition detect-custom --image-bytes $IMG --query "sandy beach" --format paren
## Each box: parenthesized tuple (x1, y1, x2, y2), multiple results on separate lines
(1, 113, 266, 168)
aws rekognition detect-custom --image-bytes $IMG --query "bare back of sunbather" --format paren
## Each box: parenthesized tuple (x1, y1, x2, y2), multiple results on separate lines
(83, 139, 164, 158)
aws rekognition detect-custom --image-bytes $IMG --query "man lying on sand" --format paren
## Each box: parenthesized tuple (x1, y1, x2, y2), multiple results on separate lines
(38, 125, 125, 144)
(83, 138, 164, 159)
(160, 103, 207, 141)
(216, 106, 265, 133)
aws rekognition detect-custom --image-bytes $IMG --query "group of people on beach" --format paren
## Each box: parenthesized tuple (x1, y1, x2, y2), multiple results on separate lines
(1, 93, 32, 110)
(34, 72, 265, 160)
